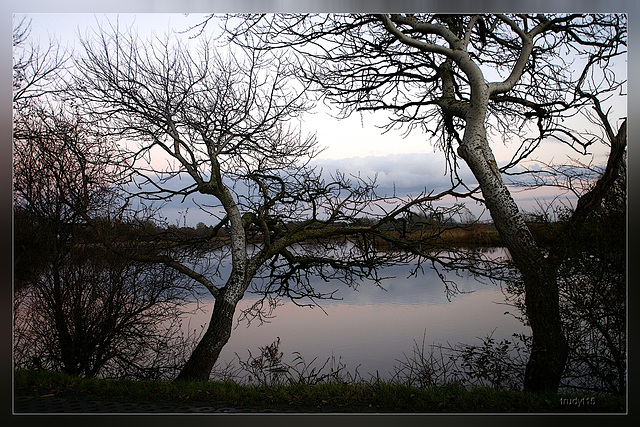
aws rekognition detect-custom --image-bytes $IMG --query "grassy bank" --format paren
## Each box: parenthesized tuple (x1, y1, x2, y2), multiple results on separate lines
(14, 369, 625, 413)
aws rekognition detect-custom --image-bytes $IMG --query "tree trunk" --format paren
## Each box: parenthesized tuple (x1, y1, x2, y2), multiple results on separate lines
(458, 123, 568, 393)
(521, 267, 568, 392)
(176, 181, 250, 382)
(176, 294, 237, 381)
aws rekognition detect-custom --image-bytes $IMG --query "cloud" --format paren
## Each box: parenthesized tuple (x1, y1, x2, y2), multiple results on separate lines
(131, 152, 573, 226)
(311, 152, 477, 197)
(139, 152, 480, 226)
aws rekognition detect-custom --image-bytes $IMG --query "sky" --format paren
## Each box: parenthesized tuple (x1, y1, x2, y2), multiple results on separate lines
(15, 12, 627, 226)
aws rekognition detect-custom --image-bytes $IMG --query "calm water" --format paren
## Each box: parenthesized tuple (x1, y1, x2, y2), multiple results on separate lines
(182, 247, 530, 380)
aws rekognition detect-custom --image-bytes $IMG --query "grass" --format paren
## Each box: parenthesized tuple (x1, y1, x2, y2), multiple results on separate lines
(14, 369, 626, 413)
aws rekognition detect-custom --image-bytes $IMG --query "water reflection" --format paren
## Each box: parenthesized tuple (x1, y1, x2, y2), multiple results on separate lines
(297, 260, 493, 306)
(182, 248, 529, 380)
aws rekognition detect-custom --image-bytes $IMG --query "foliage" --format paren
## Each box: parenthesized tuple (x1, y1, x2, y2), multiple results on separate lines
(14, 368, 625, 413)
(557, 168, 626, 394)
(452, 334, 528, 392)
(235, 337, 288, 386)
(231, 337, 360, 387)
(389, 330, 528, 392)
(504, 164, 626, 394)
(390, 331, 459, 389)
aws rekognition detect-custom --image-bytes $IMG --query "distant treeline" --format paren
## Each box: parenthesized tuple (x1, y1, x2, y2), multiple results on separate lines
(18, 207, 578, 256)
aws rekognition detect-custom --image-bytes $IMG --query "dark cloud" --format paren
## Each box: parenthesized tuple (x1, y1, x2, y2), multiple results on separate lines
(312, 152, 477, 197)
(132, 153, 575, 226)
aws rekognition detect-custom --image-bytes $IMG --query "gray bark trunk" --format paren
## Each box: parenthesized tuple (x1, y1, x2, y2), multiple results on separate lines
(175, 291, 238, 381)
(176, 171, 251, 381)
(457, 114, 568, 393)
(383, 13, 570, 392)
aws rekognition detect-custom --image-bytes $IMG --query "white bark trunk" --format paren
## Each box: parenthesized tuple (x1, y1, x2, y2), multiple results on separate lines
(456, 67, 567, 393)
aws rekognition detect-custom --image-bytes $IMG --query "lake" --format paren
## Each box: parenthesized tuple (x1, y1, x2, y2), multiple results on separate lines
(181, 247, 530, 381)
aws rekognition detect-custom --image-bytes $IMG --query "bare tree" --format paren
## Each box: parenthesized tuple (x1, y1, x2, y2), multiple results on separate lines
(13, 17, 89, 289)
(13, 20, 197, 379)
(12, 103, 199, 378)
(64, 23, 333, 380)
(12, 16, 69, 106)
(13, 242, 196, 378)
(217, 13, 626, 392)
(67, 21, 484, 381)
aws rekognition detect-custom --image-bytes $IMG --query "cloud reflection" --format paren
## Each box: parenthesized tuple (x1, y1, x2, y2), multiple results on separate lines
(180, 255, 527, 381)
